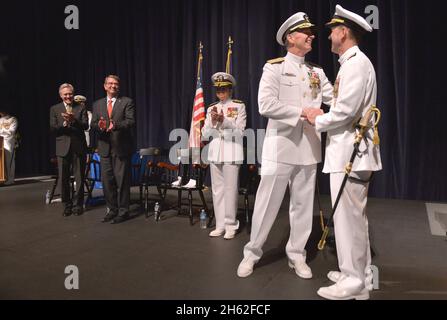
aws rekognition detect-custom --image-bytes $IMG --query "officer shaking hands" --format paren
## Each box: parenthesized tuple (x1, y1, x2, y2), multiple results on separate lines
(237, 12, 332, 278)
(307, 5, 382, 300)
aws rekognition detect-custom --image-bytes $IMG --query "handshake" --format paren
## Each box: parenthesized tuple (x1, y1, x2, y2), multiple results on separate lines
(302, 107, 324, 125)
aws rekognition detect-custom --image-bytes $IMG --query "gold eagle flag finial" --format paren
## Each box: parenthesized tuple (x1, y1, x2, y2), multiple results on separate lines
(226, 36, 234, 74)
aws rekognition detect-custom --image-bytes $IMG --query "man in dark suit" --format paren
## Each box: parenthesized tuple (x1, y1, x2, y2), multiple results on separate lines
(91, 75, 136, 224)
(50, 83, 89, 216)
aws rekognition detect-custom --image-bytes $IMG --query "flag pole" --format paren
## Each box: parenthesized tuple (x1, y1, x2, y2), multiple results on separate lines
(197, 41, 203, 79)
(226, 36, 233, 74)
(196, 42, 204, 153)
(189, 41, 206, 161)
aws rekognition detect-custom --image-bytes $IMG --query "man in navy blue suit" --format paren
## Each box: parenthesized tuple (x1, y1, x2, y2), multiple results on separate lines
(91, 75, 136, 224)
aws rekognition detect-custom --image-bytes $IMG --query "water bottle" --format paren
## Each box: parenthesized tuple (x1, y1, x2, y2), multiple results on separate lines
(199, 209, 207, 229)
(45, 190, 51, 204)
(154, 202, 160, 221)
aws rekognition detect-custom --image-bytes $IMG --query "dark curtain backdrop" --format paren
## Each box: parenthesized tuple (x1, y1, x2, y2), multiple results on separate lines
(0, 0, 444, 201)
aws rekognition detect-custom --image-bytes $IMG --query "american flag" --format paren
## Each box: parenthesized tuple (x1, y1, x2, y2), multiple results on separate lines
(189, 44, 205, 148)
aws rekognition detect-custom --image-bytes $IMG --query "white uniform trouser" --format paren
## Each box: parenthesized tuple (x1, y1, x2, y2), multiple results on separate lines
(210, 163, 240, 232)
(243, 160, 316, 264)
(330, 171, 372, 289)
(4, 147, 15, 185)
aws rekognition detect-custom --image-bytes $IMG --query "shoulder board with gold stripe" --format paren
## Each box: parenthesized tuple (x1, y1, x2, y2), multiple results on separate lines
(208, 101, 219, 108)
(305, 61, 322, 69)
(347, 53, 357, 60)
(267, 57, 285, 64)
(232, 99, 244, 104)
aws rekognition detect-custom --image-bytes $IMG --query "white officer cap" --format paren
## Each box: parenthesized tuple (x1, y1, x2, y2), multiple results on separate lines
(326, 4, 373, 33)
(74, 95, 87, 103)
(276, 12, 315, 46)
(211, 72, 236, 88)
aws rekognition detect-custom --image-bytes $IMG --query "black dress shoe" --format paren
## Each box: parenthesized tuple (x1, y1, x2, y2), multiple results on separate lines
(72, 206, 84, 216)
(62, 207, 72, 217)
(111, 213, 130, 224)
(102, 211, 118, 222)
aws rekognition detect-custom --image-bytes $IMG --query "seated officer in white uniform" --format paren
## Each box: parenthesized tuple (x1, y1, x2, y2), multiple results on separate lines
(0, 111, 18, 185)
(202, 72, 247, 240)
(237, 12, 333, 278)
(307, 5, 382, 300)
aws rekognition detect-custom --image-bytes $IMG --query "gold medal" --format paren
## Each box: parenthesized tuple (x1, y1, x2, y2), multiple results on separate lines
(308, 69, 321, 99)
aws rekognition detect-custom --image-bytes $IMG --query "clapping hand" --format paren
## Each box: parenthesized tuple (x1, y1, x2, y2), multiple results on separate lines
(98, 117, 107, 131)
(211, 106, 223, 125)
(61, 112, 75, 124)
(217, 110, 224, 123)
(106, 120, 114, 132)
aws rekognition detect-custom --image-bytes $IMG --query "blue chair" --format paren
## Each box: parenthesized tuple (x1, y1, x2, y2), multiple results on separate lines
(84, 152, 104, 208)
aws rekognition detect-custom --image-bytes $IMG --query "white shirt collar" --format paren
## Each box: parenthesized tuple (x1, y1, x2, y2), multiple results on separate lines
(286, 51, 305, 65)
(338, 45, 360, 65)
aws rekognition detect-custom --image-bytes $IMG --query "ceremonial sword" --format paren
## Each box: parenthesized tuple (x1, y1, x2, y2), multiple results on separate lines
(318, 105, 381, 250)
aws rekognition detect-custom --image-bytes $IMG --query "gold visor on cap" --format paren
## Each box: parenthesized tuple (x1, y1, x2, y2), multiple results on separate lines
(289, 21, 315, 32)
(289, 21, 315, 33)
(326, 18, 345, 25)
(213, 81, 233, 87)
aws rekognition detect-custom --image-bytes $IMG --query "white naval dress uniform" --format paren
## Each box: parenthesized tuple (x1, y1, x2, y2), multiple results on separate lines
(202, 99, 247, 233)
(315, 45, 382, 291)
(242, 52, 332, 265)
(0, 115, 18, 185)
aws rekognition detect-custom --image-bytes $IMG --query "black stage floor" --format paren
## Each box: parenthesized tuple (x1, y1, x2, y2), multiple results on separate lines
(1, 179, 446, 300)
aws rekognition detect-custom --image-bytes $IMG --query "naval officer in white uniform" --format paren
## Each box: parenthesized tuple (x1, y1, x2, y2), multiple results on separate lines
(0, 111, 18, 185)
(74, 95, 93, 147)
(202, 72, 247, 240)
(237, 12, 333, 278)
(307, 5, 382, 300)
